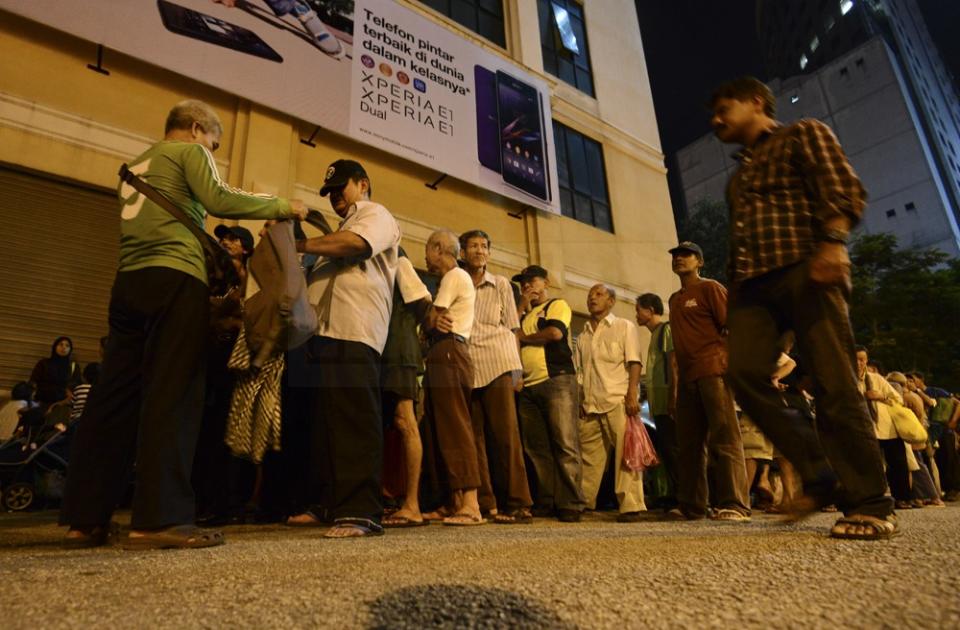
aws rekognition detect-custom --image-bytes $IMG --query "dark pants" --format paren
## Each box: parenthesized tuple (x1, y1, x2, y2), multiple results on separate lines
(60, 268, 208, 529)
(307, 336, 383, 524)
(675, 375, 750, 515)
(726, 263, 893, 518)
(652, 413, 680, 506)
(935, 428, 960, 493)
(517, 373, 585, 512)
(471, 372, 533, 512)
(878, 438, 910, 501)
(424, 338, 478, 491)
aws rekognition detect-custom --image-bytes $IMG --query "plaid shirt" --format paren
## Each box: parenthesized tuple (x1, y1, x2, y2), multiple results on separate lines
(726, 119, 866, 282)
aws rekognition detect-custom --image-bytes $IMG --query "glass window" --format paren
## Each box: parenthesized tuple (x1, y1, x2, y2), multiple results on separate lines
(552, 121, 613, 232)
(537, 0, 595, 96)
(420, 0, 505, 48)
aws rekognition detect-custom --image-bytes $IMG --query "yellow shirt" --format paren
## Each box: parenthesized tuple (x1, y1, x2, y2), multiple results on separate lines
(520, 298, 574, 387)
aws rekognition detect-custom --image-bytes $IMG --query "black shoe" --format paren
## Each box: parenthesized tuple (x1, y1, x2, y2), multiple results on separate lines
(557, 509, 582, 523)
(944, 490, 960, 502)
(616, 511, 643, 523)
(530, 506, 555, 518)
(197, 513, 245, 527)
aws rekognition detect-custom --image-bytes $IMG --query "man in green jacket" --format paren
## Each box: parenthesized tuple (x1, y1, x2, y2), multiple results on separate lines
(60, 100, 306, 550)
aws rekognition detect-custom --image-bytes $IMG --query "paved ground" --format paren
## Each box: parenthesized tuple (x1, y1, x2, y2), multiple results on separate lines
(1, 506, 958, 629)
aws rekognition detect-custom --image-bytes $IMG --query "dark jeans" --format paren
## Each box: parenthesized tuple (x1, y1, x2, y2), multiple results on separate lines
(517, 373, 585, 512)
(60, 268, 208, 529)
(727, 263, 893, 518)
(306, 336, 383, 524)
(878, 438, 910, 501)
(652, 414, 680, 505)
(935, 428, 960, 493)
(675, 376, 750, 515)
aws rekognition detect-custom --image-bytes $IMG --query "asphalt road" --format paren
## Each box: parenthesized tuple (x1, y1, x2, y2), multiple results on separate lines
(1, 506, 958, 629)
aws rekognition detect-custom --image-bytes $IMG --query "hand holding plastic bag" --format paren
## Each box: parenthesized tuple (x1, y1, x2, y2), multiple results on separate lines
(622, 414, 659, 472)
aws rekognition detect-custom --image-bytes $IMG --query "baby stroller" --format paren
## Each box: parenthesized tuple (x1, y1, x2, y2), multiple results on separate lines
(0, 421, 72, 512)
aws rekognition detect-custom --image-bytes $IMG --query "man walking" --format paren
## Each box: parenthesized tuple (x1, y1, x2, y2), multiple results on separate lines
(712, 76, 897, 539)
(515, 265, 586, 522)
(576, 284, 646, 521)
(60, 100, 306, 549)
(668, 242, 750, 522)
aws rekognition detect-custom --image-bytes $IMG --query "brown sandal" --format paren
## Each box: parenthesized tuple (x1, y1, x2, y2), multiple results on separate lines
(829, 514, 899, 541)
(62, 522, 120, 549)
(123, 525, 225, 550)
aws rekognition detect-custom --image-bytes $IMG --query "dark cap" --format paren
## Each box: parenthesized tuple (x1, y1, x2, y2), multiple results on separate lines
(511, 264, 549, 283)
(668, 241, 704, 260)
(319, 159, 368, 196)
(214, 224, 254, 253)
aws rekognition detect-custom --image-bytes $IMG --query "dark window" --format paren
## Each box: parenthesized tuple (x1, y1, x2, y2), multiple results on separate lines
(553, 121, 612, 231)
(886, 209, 897, 218)
(538, 0, 595, 96)
(905, 202, 916, 211)
(420, 0, 505, 48)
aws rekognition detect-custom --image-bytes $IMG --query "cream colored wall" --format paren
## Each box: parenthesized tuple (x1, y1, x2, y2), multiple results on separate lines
(0, 2, 678, 347)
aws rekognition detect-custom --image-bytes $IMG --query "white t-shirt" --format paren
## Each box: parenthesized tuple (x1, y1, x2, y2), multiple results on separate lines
(434, 267, 476, 339)
(396, 256, 430, 304)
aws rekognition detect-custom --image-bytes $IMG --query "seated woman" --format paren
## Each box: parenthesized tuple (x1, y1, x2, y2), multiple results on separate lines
(30, 336, 82, 406)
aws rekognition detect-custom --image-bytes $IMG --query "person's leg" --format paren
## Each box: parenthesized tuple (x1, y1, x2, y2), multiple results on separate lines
(542, 374, 586, 513)
(698, 376, 751, 515)
(878, 439, 911, 503)
(479, 373, 532, 512)
(393, 398, 422, 520)
(578, 412, 607, 510)
(936, 430, 960, 498)
(745, 459, 758, 502)
(675, 380, 709, 517)
(468, 387, 497, 515)
(608, 404, 645, 514)
(518, 383, 556, 511)
(652, 414, 680, 507)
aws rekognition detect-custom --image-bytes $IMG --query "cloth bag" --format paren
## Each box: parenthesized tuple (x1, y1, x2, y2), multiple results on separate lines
(889, 401, 928, 446)
(623, 414, 659, 472)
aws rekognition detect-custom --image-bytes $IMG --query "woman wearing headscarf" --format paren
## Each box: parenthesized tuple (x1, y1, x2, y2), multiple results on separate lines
(29, 336, 82, 405)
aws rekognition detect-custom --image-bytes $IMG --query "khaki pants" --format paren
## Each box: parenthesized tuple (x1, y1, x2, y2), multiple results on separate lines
(579, 403, 646, 513)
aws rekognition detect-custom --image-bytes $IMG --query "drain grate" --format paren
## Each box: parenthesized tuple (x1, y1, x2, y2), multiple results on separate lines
(367, 584, 575, 629)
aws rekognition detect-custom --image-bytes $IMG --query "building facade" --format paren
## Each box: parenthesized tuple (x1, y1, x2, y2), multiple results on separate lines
(0, 0, 677, 391)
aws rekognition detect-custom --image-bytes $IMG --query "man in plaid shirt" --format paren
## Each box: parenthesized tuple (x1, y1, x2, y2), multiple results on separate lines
(712, 77, 898, 540)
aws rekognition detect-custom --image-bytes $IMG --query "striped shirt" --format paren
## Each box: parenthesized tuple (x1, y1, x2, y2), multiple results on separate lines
(727, 119, 866, 282)
(468, 271, 522, 389)
(70, 384, 91, 423)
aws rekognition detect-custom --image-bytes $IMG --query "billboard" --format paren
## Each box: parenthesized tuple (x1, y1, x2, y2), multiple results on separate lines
(0, 0, 560, 213)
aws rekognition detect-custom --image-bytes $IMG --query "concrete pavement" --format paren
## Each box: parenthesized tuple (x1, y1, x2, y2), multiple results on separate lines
(0, 506, 958, 628)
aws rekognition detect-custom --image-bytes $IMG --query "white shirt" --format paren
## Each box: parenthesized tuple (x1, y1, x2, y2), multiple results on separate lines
(306, 200, 401, 354)
(434, 267, 475, 339)
(396, 256, 430, 304)
(468, 271, 522, 388)
(575, 313, 643, 414)
(859, 372, 904, 440)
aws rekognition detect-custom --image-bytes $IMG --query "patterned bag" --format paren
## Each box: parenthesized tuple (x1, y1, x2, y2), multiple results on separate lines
(623, 414, 659, 472)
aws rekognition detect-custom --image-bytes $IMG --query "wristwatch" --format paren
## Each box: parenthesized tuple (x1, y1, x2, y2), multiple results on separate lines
(821, 228, 850, 244)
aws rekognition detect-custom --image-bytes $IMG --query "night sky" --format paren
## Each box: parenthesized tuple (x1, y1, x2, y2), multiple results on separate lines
(635, 0, 960, 218)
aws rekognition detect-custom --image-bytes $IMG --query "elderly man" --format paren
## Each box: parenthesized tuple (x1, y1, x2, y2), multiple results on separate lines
(60, 100, 306, 549)
(294, 159, 401, 538)
(515, 265, 586, 522)
(576, 284, 646, 521)
(422, 230, 481, 525)
(459, 229, 533, 524)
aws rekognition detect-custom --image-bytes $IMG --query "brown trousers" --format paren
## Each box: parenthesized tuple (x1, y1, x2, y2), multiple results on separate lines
(424, 338, 478, 490)
(471, 372, 533, 512)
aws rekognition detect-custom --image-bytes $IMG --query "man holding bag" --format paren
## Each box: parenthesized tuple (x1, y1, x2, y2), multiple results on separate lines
(575, 284, 646, 522)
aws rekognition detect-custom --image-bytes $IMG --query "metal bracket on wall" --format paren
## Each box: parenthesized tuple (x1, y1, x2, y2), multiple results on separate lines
(424, 173, 447, 190)
(507, 206, 529, 220)
(300, 126, 321, 147)
(87, 44, 110, 76)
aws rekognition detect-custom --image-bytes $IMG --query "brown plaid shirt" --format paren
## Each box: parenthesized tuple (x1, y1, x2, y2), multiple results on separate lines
(726, 119, 866, 282)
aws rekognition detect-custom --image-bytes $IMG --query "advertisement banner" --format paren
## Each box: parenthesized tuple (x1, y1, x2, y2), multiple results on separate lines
(1, 0, 560, 213)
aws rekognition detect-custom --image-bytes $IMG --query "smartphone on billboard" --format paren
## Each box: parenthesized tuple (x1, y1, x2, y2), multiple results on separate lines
(474, 65, 501, 173)
(157, 0, 283, 63)
(496, 70, 549, 201)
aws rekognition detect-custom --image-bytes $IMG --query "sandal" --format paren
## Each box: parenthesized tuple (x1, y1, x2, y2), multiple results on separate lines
(493, 509, 533, 525)
(830, 514, 899, 541)
(62, 522, 120, 549)
(323, 518, 384, 538)
(382, 515, 428, 528)
(712, 508, 751, 522)
(442, 512, 486, 526)
(123, 524, 224, 550)
(285, 511, 324, 527)
(421, 506, 451, 522)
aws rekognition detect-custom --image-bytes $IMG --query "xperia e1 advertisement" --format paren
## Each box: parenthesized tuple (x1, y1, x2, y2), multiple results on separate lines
(0, 0, 560, 213)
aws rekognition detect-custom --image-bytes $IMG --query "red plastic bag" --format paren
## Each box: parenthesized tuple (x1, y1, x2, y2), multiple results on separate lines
(623, 414, 659, 472)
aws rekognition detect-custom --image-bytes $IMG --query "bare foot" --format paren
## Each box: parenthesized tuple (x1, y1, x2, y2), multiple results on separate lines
(286, 512, 322, 526)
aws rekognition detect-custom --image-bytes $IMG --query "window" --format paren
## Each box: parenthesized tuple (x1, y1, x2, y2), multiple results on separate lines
(553, 121, 612, 231)
(810, 36, 820, 52)
(825, 15, 836, 31)
(841, 0, 854, 16)
(800, 54, 809, 70)
(886, 209, 896, 218)
(538, 0, 594, 96)
(791, 94, 800, 104)
(420, 0, 505, 48)
(905, 202, 916, 211)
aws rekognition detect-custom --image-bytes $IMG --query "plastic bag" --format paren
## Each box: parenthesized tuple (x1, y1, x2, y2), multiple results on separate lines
(623, 414, 659, 472)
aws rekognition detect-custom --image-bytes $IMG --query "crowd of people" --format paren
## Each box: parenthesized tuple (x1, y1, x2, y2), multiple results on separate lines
(5, 77, 957, 550)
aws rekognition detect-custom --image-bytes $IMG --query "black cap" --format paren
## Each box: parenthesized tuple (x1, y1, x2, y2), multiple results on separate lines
(668, 241, 704, 260)
(319, 159, 368, 196)
(511, 264, 549, 283)
(214, 224, 254, 253)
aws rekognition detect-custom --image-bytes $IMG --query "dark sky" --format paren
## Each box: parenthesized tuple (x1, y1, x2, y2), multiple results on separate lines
(635, 0, 960, 218)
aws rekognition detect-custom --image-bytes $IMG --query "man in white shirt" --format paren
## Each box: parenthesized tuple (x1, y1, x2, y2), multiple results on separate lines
(575, 284, 646, 521)
(295, 159, 401, 538)
(422, 229, 481, 525)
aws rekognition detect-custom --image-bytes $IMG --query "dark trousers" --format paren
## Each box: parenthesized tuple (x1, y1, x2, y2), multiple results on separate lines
(471, 372, 533, 512)
(653, 413, 680, 505)
(424, 338, 478, 491)
(307, 336, 382, 523)
(878, 438, 910, 501)
(675, 375, 750, 515)
(726, 263, 893, 518)
(935, 428, 960, 493)
(60, 268, 208, 529)
(517, 373, 585, 511)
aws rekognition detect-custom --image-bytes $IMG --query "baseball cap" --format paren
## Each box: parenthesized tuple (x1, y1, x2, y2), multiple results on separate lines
(511, 264, 549, 283)
(668, 241, 704, 260)
(214, 224, 254, 253)
(319, 159, 368, 196)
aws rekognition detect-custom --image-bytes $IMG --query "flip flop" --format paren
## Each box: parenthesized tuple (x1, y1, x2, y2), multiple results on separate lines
(123, 525, 224, 550)
(285, 511, 324, 527)
(62, 522, 120, 549)
(323, 518, 385, 539)
(383, 515, 428, 528)
(442, 512, 486, 526)
(493, 510, 533, 525)
(829, 514, 899, 541)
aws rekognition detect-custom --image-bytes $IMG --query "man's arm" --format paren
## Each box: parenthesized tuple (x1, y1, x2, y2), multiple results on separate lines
(626, 361, 642, 417)
(296, 231, 371, 259)
(519, 327, 563, 345)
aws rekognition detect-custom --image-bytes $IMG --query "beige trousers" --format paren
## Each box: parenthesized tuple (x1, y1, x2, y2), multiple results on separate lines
(579, 403, 646, 513)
